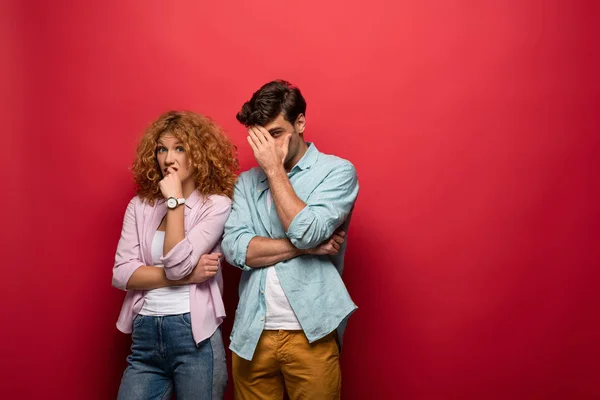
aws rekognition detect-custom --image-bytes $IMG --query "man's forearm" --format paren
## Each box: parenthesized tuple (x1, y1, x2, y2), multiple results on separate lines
(245, 236, 306, 268)
(126, 265, 188, 290)
(267, 167, 306, 232)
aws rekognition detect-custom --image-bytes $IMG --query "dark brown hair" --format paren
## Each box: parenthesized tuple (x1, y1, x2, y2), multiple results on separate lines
(236, 80, 307, 126)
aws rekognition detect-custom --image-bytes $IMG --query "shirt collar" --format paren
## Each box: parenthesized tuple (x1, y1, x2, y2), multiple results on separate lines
(259, 142, 319, 183)
(184, 190, 201, 208)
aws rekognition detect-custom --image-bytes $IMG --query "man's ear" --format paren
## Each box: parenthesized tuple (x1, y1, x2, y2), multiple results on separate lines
(295, 114, 306, 135)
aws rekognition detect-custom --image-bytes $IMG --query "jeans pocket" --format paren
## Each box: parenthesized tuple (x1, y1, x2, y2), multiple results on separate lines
(132, 314, 144, 329)
(179, 312, 192, 327)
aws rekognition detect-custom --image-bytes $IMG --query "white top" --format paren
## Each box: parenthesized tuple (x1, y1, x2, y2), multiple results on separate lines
(264, 191, 302, 330)
(139, 231, 190, 316)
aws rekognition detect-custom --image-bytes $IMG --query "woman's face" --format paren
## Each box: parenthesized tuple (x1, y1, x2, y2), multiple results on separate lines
(156, 134, 195, 185)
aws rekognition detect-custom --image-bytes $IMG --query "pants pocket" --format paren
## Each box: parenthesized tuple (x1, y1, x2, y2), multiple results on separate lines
(132, 314, 145, 329)
(179, 312, 192, 327)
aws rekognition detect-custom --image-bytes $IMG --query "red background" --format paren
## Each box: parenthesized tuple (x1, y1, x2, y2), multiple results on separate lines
(2, 0, 599, 398)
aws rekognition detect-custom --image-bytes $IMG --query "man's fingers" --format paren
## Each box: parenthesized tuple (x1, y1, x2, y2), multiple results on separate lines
(332, 234, 345, 244)
(249, 127, 265, 146)
(248, 127, 265, 145)
(247, 136, 258, 152)
(254, 126, 272, 142)
(247, 136, 259, 153)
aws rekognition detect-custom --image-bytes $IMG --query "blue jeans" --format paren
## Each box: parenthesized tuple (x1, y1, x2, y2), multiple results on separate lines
(117, 313, 227, 400)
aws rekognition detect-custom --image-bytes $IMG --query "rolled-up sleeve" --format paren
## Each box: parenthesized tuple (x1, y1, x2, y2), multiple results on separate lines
(112, 198, 145, 291)
(222, 177, 255, 271)
(287, 163, 359, 249)
(161, 195, 232, 280)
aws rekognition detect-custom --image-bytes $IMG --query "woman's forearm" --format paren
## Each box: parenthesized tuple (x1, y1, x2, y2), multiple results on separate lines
(126, 265, 188, 290)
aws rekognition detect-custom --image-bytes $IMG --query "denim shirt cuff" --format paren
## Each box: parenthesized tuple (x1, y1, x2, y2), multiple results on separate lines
(232, 232, 254, 272)
(286, 206, 321, 249)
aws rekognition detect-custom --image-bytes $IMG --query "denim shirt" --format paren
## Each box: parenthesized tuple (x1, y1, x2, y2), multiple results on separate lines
(222, 143, 359, 361)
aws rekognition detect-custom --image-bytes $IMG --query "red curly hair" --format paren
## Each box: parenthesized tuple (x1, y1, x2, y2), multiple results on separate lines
(132, 111, 239, 204)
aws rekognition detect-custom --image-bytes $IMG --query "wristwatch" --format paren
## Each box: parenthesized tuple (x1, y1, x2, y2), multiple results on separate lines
(166, 197, 186, 209)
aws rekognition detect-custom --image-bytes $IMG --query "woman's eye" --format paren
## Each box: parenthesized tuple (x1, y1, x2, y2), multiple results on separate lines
(157, 147, 166, 153)
(176, 146, 185, 152)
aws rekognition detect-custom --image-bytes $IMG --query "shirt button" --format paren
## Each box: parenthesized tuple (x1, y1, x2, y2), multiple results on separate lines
(260, 316, 264, 321)
(261, 290, 264, 295)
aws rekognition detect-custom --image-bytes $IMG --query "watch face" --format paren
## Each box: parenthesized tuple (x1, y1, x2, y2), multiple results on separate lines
(167, 198, 177, 208)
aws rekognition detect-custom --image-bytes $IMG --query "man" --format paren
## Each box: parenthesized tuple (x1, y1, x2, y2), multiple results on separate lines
(222, 80, 359, 399)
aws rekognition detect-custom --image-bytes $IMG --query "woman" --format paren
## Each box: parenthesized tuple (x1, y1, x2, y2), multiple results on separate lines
(112, 111, 238, 399)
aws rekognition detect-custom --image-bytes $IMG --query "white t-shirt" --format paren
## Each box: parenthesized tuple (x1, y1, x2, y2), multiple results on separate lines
(264, 191, 302, 330)
(138, 231, 190, 316)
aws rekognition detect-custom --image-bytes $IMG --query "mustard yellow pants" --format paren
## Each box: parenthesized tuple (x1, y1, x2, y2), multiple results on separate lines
(232, 330, 341, 400)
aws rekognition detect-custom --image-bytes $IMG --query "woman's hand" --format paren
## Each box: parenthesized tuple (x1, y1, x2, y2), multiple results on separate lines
(185, 253, 221, 283)
(159, 167, 183, 199)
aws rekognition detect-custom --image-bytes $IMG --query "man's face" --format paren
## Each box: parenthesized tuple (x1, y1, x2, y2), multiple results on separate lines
(262, 113, 306, 167)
